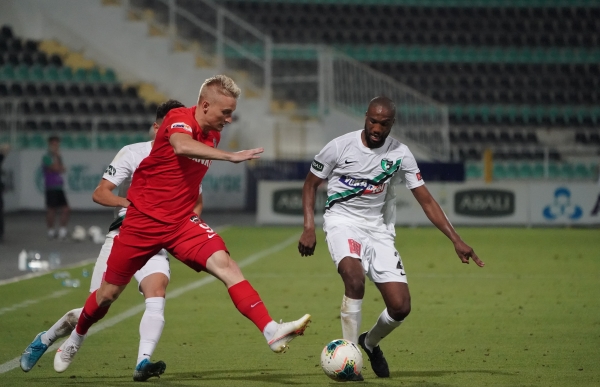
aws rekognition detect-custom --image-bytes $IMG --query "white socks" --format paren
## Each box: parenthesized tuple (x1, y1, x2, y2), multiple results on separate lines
(262, 320, 278, 341)
(42, 308, 82, 345)
(340, 295, 363, 345)
(364, 308, 403, 351)
(137, 297, 165, 365)
(58, 227, 68, 239)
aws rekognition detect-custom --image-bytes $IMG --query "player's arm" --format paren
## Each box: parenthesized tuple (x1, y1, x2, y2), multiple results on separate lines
(298, 171, 325, 257)
(169, 133, 263, 163)
(411, 185, 484, 267)
(92, 179, 130, 208)
(193, 192, 203, 217)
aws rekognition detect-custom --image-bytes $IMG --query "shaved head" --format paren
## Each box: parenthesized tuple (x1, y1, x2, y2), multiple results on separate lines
(367, 96, 396, 116)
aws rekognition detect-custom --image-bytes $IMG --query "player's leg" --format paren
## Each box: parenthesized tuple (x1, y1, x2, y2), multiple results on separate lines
(359, 238, 409, 378)
(338, 257, 366, 345)
(168, 216, 310, 353)
(325, 223, 366, 345)
(46, 204, 56, 239)
(132, 250, 170, 381)
(58, 203, 70, 239)
(55, 223, 160, 373)
(20, 230, 117, 372)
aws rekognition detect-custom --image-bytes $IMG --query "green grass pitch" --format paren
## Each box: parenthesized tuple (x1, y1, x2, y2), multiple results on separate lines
(0, 226, 598, 386)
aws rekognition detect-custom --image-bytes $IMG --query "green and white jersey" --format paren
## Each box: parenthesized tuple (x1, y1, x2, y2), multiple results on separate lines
(310, 130, 424, 235)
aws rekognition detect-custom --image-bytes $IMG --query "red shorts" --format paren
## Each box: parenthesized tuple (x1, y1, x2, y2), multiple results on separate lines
(105, 205, 228, 286)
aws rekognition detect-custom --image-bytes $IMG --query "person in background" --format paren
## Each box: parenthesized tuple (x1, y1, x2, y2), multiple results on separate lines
(42, 135, 70, 240)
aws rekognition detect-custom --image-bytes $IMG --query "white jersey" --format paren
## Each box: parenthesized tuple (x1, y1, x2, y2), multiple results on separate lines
(310, 130, 424, 235)
(102, 141, 202, 220)
(103, 141, 153, 218)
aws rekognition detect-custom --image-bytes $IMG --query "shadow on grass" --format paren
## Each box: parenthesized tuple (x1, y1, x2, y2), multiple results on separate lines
(16, 368, 518, 386)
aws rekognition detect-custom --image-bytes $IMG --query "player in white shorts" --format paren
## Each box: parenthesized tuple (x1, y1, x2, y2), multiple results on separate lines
(299, 96, 485, 380)
(20, 100, 199, 382)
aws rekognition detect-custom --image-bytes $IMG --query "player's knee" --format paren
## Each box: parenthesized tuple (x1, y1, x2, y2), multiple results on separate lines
(344, 277, 365, 298)
(387, 302, 411, 321)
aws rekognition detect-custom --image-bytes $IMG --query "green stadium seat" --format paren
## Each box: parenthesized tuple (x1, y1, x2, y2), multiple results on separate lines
(518, 163, 533, 179)
(87, 68, 101, 83)
(74, 134, 91, 149)
(28, 133, 46, 149)
(0, 64, 15, 80)
(17, 133, 29, 149)
(505, 163, 519, 179)
(102, 68, 117, 83)
(560, 163, 575, 178)
(72, 68, 87, 82)
(58, 66, 73, 81)
(29, 65, 44, 82)
(117, 134, 132, 149)
(493, 164, 506, 180)
(97, 134, 117, 150)
(466, 163, 482, 179)
(532, 163, 545, 179)
(44, 65, 60, 81)
(573, 163, 591, 179)
(60, 134, 75, 149)
(15, 65, 29, 81)
(548, 163, 561, 179)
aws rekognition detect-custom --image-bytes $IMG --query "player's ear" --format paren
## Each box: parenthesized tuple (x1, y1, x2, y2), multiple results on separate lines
(201, 100, 210, 113)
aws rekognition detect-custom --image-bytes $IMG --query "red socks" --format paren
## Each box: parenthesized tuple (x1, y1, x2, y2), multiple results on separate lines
(75, 290, 110, 335)
(228, 280, 273, 332)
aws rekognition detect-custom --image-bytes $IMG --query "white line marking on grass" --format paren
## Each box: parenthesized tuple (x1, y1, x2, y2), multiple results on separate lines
(0, 290, 72, 316)
(0, 259, 97, 287)
(0, 232, 297, 374)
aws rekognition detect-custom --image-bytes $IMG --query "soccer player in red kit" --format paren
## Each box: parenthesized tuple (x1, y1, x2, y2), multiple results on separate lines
(54, 75, 311, 374)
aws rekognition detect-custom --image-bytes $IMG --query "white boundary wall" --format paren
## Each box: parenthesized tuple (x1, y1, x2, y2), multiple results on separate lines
(2, 150, 246, 211)
(257, 181, 600, 226)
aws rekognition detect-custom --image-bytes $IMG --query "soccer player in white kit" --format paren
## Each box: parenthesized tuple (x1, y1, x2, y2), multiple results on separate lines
(20, 99, 192, 381)
(299, 96, 485, 380)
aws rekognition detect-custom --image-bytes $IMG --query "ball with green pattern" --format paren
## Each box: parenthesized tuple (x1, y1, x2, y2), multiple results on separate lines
(320, 339, 363, 381)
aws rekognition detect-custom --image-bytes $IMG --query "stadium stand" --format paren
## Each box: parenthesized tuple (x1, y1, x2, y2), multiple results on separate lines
(209, 0, 599, 179)
(0, 25, 157, 149)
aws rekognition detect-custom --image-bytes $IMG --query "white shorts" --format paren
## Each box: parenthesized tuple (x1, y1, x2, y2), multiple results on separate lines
(89, 230, 171, 293)
(324, 221, 407, 284)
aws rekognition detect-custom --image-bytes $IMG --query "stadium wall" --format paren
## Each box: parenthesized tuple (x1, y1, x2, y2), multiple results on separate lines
(2, 150, 246, 212)
(257, 180, 600, 226)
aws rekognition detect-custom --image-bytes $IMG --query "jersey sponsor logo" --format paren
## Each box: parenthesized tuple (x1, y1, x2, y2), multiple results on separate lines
(187, 157, 212, 167)
(105, 165, 116, 176)
(311, 159, 324, 171)
(344, 159, 355, 164)
(340, 176, 385, 195)
(190, 215, 201, 224)
(348, 239, 361, 256)
(171, 122, 192, 132)
(416, 172, 422, 180)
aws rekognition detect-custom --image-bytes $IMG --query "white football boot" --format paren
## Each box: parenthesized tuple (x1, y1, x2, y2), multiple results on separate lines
(268, 314, 311, 353)
(54, 334, 85, 372)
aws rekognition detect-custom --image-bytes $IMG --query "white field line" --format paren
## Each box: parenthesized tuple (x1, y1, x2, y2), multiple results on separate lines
(0, 290, 72, 316)
(0, 231, 297, 374)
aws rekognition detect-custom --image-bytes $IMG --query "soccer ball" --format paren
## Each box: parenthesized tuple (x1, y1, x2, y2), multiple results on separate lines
(320, 339, 363, 381)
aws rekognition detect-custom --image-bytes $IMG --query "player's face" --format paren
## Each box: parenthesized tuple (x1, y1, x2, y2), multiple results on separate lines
(204, 94, 237, 132)
(363, 105, 395, 149)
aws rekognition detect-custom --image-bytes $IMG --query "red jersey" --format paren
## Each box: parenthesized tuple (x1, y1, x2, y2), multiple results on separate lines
(127, 106, 220, 224)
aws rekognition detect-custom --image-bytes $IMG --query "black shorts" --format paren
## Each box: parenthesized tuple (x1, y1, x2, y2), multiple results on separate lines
(45, 189, 68, 208)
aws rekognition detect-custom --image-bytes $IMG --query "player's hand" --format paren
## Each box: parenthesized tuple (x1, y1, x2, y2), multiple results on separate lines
(298, 229, 317, 257)
(454, 240, 484, 267)
(230, 148, 264, 163)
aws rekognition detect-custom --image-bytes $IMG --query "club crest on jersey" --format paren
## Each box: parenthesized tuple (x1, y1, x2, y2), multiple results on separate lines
(190, 215, 201, 224)
(105, 165, 116, 176)
(171, 122, 192, 133)
(381, 159, 394, 171)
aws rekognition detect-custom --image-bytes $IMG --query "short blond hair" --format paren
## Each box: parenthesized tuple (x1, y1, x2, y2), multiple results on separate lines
(198, 75, 241, 102)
